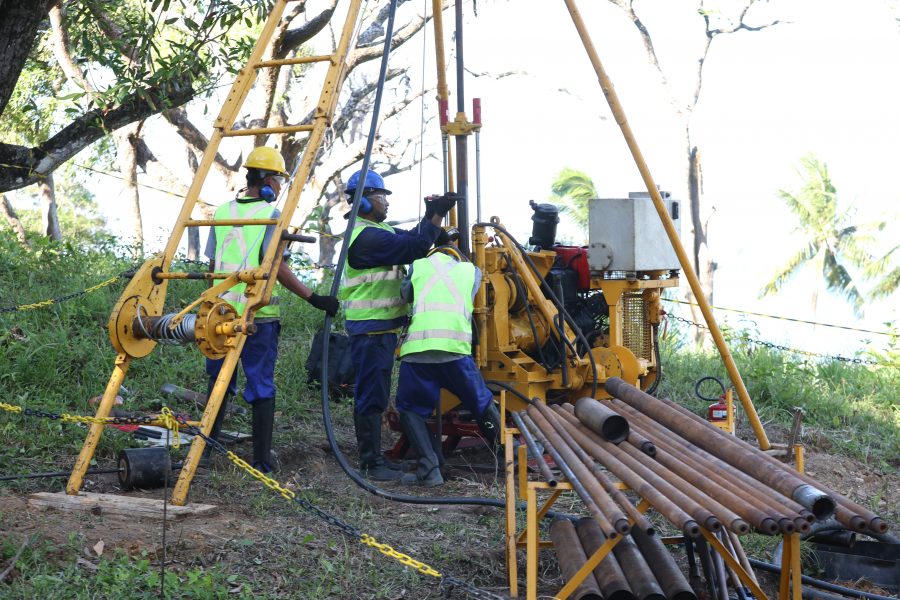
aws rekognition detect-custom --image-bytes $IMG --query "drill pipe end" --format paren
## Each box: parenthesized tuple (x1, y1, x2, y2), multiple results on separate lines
(801, 510, 816, 523)
(793, 517, 811, 534)
(614, 518, 631, 535)
(704, 517, 722, 532)
(792, 484, 836, 520)
(683, 521, 701, 538)
(759, 518, 780, 535)
(641, 442, 657, 458)
(730, 519, 750, 535)
(869, 517, 888, 533)
(778, 518, 796, 534)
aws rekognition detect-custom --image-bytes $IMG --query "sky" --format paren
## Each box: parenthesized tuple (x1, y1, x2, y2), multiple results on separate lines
(19, 0, 898, 359)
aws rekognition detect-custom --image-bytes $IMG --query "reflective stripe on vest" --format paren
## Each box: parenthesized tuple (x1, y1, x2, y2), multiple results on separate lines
(213, 199, 280, 318)
(399, 253, 474, 357)
(340, 218, 408, 322)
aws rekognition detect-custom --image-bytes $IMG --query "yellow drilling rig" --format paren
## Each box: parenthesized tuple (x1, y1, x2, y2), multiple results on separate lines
(60, 2, 892, 600)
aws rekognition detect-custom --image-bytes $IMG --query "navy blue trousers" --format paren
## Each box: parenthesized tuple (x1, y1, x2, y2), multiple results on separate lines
(206, 320, 281, 403)
(349, 332, 397, 416)
(396, 356, 493, 419)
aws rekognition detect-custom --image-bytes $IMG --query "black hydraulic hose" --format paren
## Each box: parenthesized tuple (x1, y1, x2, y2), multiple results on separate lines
(316, 1, 570, 519)
(646, 323, 662, 396)
(0, 468, 122, 481)
(747, 558, 897, 600)
(477, 222, 599, 397)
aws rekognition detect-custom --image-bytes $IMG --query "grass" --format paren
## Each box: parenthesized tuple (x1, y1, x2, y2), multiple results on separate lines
(1, 231, 897, 598)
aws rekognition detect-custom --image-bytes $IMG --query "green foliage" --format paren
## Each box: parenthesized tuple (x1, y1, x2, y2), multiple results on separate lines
(658, 320, 899, 466)
(0, 0, 269, 147)
(549, 167, 597, 234)
(0, 537, 257, 599)
(760, 155, 885, 316)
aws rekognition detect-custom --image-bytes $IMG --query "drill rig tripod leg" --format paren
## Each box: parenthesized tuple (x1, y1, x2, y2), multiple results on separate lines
(66, 354, 131, 495)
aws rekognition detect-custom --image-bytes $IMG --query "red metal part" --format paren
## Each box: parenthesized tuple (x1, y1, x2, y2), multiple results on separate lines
(385, 409, 486, 460)
(553, 245, 591, 290)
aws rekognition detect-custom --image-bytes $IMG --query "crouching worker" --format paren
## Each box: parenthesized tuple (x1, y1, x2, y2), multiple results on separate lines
(395, 247, 501, 486)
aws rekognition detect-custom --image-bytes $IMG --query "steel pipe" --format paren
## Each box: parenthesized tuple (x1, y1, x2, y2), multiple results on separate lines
(616, 441, 751, 535)
(510, 411, 557, 487)
(557, 406, 721, 532)
(534, 403, 631, 534)
(551, 408, 703, 537)
(608, 399, 810, 531)
(605, 378, 836, 519)
(627, 429, 657, 457)
(575, 517, 636, 600)
(574, 397, 630, 443)
(631, 526, 698, 600)
(526, 408, 625, 537)
(520, 413, 618, 539)
(611, 535, 666, 600)
(550, 518, 604, 600)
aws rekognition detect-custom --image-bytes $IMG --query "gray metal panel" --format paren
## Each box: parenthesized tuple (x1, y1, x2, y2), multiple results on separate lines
(587, 191, 681, 272)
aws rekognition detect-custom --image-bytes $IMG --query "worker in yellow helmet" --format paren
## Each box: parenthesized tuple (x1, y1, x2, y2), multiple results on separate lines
(203, 146, 338, 473)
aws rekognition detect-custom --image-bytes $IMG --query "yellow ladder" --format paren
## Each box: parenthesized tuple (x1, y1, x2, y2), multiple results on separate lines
(67, 0, 366, 506)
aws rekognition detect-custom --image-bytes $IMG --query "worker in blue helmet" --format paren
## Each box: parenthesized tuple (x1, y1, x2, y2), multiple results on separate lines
(340, 167, 460, 481)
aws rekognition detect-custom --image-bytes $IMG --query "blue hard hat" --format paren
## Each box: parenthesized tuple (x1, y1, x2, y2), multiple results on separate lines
(345, 169, 392, 196)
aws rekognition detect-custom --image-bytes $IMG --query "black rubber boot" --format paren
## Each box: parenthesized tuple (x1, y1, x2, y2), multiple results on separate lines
(251, 397, 276, 474)
(399, 411, 444, 487)
(199, 394, 231, 468)
(354, 411, 402, 471)
(355, 411, 402, 481)
(475, 403, 501, 448)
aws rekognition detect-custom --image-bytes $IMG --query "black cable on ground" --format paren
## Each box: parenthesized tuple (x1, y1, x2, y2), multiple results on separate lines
(317, 0, 530, 513)
(746, 558, 897, 600)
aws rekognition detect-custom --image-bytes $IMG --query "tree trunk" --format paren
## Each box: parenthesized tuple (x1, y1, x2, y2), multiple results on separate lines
(115, 121, 144, 256)
(0, 0, 50, 118)
(0, 194, 29, 246)
(39, 173, 62, 241)
(685, 144, 716, 345)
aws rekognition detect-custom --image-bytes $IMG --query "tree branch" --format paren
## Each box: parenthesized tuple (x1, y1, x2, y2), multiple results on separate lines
(0, 78, 194, 193)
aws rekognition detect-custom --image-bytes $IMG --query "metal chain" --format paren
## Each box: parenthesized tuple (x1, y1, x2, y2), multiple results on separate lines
(667, 314, 892, 367)
(0, 402, 186, 446)
(0, 275, 123, 314)
(188, 425, 504, 599)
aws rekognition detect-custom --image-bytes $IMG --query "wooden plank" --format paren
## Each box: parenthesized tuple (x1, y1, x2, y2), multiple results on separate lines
(28, 492, 217, 520)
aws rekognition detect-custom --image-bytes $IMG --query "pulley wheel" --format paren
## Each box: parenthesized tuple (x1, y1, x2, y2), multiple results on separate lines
(117, 447, 172, 490)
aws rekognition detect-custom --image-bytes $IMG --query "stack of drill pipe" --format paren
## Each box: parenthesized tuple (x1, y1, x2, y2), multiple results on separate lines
(605, 377, 889, 534)
(602, 397, 808, 535)
(549, 519, 604, 600)
(554, 516, 699, 600)
(550, 403, 724, 537)
(522, 408, 631, 540)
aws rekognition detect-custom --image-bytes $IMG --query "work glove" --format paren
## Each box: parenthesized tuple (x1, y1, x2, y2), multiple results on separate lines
(434, 226, 460, 247)
(308, 293, 340, 317)
(424, 192, 462, 219)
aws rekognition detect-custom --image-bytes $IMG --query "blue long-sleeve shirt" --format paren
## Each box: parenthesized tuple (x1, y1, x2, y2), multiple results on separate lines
(345, 217, 441, 335)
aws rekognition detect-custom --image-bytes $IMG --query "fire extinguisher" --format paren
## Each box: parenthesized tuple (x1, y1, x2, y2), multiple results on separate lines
(695, 376, 729, 427)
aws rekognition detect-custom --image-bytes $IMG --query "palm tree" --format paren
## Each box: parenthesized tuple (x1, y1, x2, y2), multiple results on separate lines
(550, 168, 597, 233)
(760, 155, 881, 318)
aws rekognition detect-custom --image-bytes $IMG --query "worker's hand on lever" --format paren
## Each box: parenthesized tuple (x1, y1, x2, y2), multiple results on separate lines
(308, 292, 340, 317)
(424, 192, 462, 221)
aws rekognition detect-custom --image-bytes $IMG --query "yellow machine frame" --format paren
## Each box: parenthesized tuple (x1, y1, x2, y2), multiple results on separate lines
(68, 0, 366, 506)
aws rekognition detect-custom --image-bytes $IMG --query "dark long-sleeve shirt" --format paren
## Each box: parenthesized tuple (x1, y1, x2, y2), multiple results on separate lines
(345, 218, 442, 335)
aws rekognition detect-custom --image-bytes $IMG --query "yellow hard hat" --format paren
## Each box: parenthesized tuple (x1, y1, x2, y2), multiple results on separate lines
(245, 147, 288, 176)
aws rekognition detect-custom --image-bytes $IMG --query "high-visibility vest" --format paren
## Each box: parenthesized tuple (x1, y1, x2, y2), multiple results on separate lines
(399, 253, 474, 357)
(341, 219, 408, 322)
(213, 199, 280, 318)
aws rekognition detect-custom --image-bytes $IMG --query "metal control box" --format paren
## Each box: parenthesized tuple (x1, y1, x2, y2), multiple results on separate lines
(587, 191, 681, 272)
